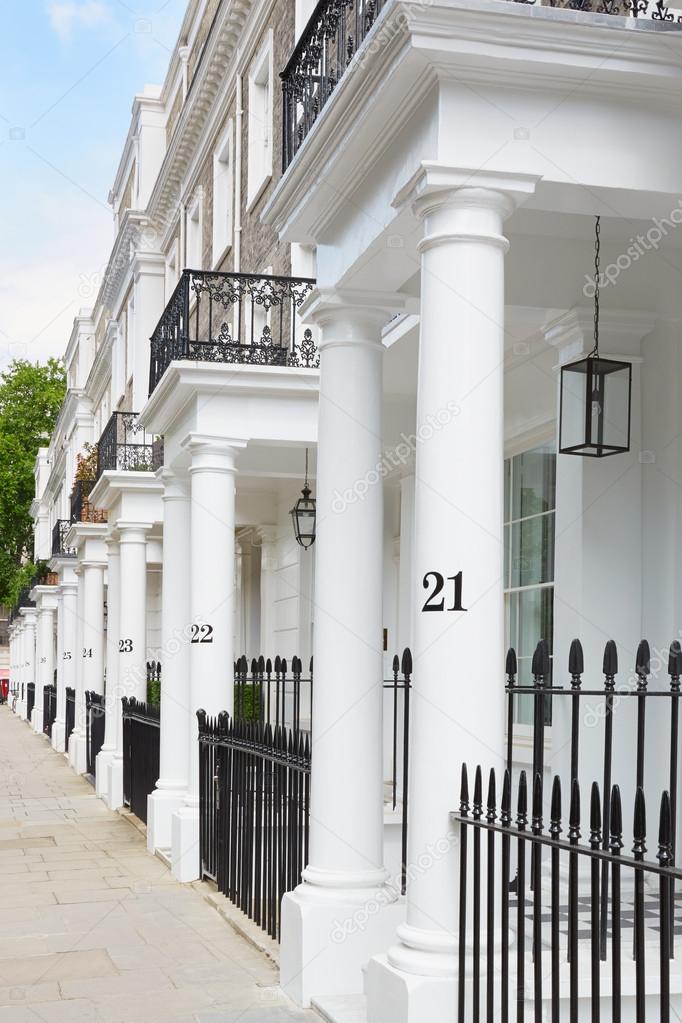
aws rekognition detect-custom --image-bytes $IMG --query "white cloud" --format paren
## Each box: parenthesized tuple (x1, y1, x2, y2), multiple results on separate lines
(47, 1, 111, 41)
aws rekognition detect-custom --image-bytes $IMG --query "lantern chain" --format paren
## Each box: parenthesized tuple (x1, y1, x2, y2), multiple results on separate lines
(592, 215, 600, 358)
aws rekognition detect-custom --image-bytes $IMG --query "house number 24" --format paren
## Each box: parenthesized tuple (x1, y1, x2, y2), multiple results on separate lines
(421, 571, 467, 612)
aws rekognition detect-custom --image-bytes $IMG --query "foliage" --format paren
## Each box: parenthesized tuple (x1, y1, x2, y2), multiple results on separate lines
(147, 678, 161, 705)
(74, 442, 98, 482)
(234, 683, 260, 721)
(0, 359, 66, 605)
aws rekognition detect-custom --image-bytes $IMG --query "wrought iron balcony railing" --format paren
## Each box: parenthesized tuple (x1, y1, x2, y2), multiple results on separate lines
(70, 479, 107, 525)
(281, 0, 682, 170)
(51, 519, 76, 558)
(148, 269, 318, 396)
(97, 412, 155, 478)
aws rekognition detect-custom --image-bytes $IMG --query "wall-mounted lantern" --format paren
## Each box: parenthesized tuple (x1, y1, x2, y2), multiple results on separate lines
(290, 448, 316, 550)
(559, 217, 632, 457)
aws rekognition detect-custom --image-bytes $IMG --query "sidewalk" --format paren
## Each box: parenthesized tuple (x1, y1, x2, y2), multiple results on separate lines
(0, 706, 313, 1022)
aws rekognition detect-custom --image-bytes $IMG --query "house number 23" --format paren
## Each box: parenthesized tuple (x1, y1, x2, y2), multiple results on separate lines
(119, 639, 133, 653)
(421, 571, 467, 612)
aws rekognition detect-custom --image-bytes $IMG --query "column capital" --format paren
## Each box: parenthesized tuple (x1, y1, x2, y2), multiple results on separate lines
(299, 288, 405, 340)
(117, 522, 153, 544)
(255, 524, 277, 545)
(182, 434, 246, 474)
(160, 467, 190, 501)
(398, 162, 539, 218)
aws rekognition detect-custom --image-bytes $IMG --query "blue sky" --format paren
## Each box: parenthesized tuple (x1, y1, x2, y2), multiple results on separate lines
(0, 0, 186, 367)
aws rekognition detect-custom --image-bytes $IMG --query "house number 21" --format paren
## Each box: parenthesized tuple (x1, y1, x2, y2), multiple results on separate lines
(421, 571, 467, 612)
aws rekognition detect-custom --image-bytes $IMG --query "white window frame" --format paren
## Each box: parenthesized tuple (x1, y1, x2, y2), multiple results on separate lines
(503, 441, 557, 732)
(185, 191, 203, 270)
(165, 239, 180, 298)
(212, 121, 234, 266)
(247, 35, 274, 210)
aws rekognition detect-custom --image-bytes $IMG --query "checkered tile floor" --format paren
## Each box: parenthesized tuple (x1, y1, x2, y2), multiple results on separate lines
(510, 892, 682, 942)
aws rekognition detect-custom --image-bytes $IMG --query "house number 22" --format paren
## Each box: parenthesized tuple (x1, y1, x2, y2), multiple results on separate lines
(421, 571, 467, 612)
(191, 624, 214, 644)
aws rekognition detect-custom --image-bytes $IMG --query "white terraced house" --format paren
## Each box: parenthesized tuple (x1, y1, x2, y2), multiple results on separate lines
(11, 0, 682, 1019)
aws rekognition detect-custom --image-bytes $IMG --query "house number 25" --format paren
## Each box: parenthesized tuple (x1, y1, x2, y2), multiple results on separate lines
(421, 571, 467, 612)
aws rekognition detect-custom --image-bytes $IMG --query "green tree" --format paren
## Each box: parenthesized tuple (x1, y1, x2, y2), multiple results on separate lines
(0, 359, 66, 605)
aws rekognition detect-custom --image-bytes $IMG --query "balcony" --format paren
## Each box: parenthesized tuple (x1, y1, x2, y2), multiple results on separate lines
(70, 479, 107, 525)
(281, 0, 682, 169)
(97, 412, 156, 479)
(51, 520, 76, 558)
(148, 269, 318, 396)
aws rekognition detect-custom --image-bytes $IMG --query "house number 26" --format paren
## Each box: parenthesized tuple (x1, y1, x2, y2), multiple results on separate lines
(421, 571, 467, 612)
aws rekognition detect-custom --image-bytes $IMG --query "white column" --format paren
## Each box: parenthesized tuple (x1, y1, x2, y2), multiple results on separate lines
(280, 292, 403, 1008)
(70, 560, 104, 774)
(258, 526, 277, 658)
(171, 437, 242, 882)
(97, 537, 120, 799)
(18, 621, 27, 719)
(68, 567, 85, 767)
(366, 175, 535, 1023)
(23, 610, 37, 727)
(33, 599, 56, 734)
(52, 585, 65, 750)
(148, 471, 191, 853)
(57, 578, 78, 754)
(397, 471, 416, 652)
(108, 522, 149, 808)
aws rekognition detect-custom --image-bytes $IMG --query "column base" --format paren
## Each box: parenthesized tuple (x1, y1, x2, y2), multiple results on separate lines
(51, 718, 66, 753)
(95, 747, 115, 800)
(106, 756, 124, 810)
(280, 881, 405, 1009)
(147, 785, 187, 855)
(366, 952, 456, 1023)
(171, 805, 200, 882)
(68, 729, 87, 774)
(31, 708, 44, 734)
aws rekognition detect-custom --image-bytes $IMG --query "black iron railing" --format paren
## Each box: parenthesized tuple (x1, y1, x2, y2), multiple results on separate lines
(233, 655, 313, 733)
(148, 270, 318, 395)
(26, 682, 35, 721)
(65, 686, 75, 748)
(43, 684, 56, 738)
(198, 712, 310, 939)
(122, 697, 160, 824)
(51, 519, 76, 558)
(453, 767, 675, 1021)
(199, 649, 412, 935)
(85, 691, 105, 778)
(282, 0, 682, 170)
(97, 412, 155, 478)
(70, 479, 106, 524)
(507, 636, 682, 960)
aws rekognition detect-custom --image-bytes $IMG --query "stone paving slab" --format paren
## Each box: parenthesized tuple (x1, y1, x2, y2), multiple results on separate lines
(0, 708, 317, 1022)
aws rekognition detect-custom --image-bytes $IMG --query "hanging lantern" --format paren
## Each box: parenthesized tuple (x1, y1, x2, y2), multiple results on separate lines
(290, 448, 316, 549)
(559, 217, 632, 457)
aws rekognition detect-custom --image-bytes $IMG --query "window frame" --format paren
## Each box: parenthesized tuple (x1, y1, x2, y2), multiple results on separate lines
(503, 440, 557, 730)
(246, 35, 274, 211)
(212, 120, 235, 267)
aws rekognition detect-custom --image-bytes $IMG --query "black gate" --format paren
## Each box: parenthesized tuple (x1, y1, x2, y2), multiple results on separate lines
(198, 712, 310, 940)
(43, 684, 57, 738)
(122, 698, 159, 823)
(65, 686, 75, 748)
(85, 691, 105, 777)
(452, 635, 682, 1021)
(26, 682, 35, 721)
